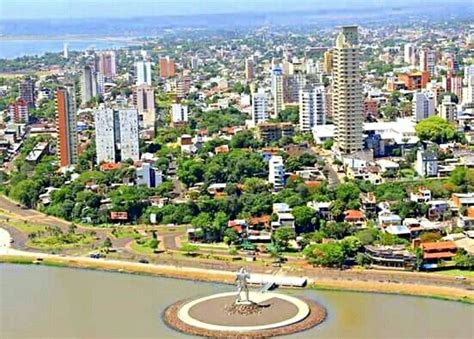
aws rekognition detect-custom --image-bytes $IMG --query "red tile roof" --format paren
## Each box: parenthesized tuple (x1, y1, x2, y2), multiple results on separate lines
(423, 251, 456, 259)
(344, 210, 366, 220)
(421, 241, 457, 251)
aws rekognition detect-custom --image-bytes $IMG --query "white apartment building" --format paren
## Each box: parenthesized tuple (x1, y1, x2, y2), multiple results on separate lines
(136, 60, 152, 86)
(404, 43, 416, 66)
(118, 108, 140, 162)
(94, 105, 116, 164)
(419, 49, 436, 77)
(269, 156, 285, 191)
(439, 95, 457, 122)
(299, 84, 326, 131)
(171, 103, 189, 123)
(252, 88, 268, 124)
(271, 66, 284, 118)
(94, 106, 140, 163)
(333, 26, 364, 154)
(412, 91, 435, 121)
(80, 65, 97, 105)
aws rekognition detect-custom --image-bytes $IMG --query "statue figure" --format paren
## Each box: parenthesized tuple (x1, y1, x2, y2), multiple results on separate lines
(235, 267, 251, 304)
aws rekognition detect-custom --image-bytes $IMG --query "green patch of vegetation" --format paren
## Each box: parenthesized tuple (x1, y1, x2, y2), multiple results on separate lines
(434, 269, 474, 278)
(131, 233, 159, 254)
(400, 168, 415, 178)
(8, 221, 47, 234)
(111, 228, 141, 239)
(130, 240, 156, 254)
(27, 225, 95, 250)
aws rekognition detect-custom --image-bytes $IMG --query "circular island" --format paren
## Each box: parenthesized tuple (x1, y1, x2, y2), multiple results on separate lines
(163, 268, 326, 337)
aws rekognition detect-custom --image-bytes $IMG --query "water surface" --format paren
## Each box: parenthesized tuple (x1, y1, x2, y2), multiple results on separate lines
(0, 265, 472, 338)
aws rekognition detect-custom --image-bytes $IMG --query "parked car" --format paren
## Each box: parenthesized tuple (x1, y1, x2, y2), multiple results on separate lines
(138, 259, 149, 264)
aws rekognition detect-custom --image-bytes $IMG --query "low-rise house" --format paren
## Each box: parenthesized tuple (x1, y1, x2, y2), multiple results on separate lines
(214, 145, 229, 154)
(410, 187, 432, 203)
(451, 193, 474, 209)
(364, 245, 416, 270)
(385, 225, 411, 238)
(271, 212, 295, 231)
(378, 210, 402, 229)
(344, 210, 366, 229)
(25, 142, 49, 163)
(272, 203, 292, 214)
(443, 233, 474, 255)
(136, 163, 162, 188)
(307, 201, 331, 220)
(420, 241, 457, 265)
(427, 200, 450, 220)
(457, 215, 474, 229)
(360, 192, 377, 216)
(416, 148, 438, 177)
(207, 183, 227, 196)
(38, 187, 59, 205)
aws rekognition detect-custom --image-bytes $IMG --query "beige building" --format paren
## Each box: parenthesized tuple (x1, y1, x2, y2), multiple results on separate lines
(245, 58, 254, 80)
(323, 50, 333, 74)
(133, 84, 155, 129)
(333, 26, 364, 154)
(439, 95, 457, 122)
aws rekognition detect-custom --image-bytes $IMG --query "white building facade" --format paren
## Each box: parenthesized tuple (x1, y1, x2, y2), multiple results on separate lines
(299, 84, 326, 131)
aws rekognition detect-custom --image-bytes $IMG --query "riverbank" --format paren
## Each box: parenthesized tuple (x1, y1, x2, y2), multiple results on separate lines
(1, 252, 473, 304)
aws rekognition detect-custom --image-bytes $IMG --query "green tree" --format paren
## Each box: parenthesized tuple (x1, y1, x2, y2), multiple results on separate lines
(340, 236, 363, 257)
(272, 226, 296, 250)
(102, 237, 112, 248)
(180, 242, 199, 256)
(415, 116, 456, 143)
(292, 206, 316, 232)
(304, 243, 345, 267)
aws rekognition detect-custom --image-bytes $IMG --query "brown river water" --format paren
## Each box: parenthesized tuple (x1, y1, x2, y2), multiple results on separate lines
(1, 264, 473, 338)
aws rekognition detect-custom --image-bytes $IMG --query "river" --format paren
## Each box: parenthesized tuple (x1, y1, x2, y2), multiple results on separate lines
(0, 39, 136, 59)
(0, 264, 472, 338)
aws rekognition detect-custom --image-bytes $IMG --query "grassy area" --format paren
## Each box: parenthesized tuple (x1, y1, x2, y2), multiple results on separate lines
(111, 228, 141, 240)
(433, 269, 474, 278)
(27, 233, 95, 250)
(130, 241, 154, 255)
(197, 242, 229, 249)
(7, 221, 47, 234)
(400, 168, 416, 178)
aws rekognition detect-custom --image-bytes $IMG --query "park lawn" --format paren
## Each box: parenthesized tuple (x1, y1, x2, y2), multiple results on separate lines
(27, 233, 95, 250)
(400, 168, 416, 178)
(130, 240, 155, 255)
(197, 242, 229, 249)
(112, 228, 141, 240)
(434, 269, 474, 278)
(8, 221, 47, 234)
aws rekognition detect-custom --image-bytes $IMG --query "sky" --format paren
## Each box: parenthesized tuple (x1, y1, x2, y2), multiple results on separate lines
(0, 0, 470, 19)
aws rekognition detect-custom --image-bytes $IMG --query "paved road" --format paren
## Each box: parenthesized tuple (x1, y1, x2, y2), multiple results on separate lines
(0, 196, 39, 217)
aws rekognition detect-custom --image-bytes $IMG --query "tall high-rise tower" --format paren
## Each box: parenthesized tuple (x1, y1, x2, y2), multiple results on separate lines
(252, 88, 268, 125)
(98, 51, 117, 79)
(159, 57, 176, 78)
(94, 105, 140, 164)
(333, 26, 364, 154)
(56, 85, 78, 167)
(80, 65, 97, 104)
(19, 78, 35, 108)
(136, 60, 152, 85)
(245, 58, 254, 80)
(271, 66, 284, 118)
